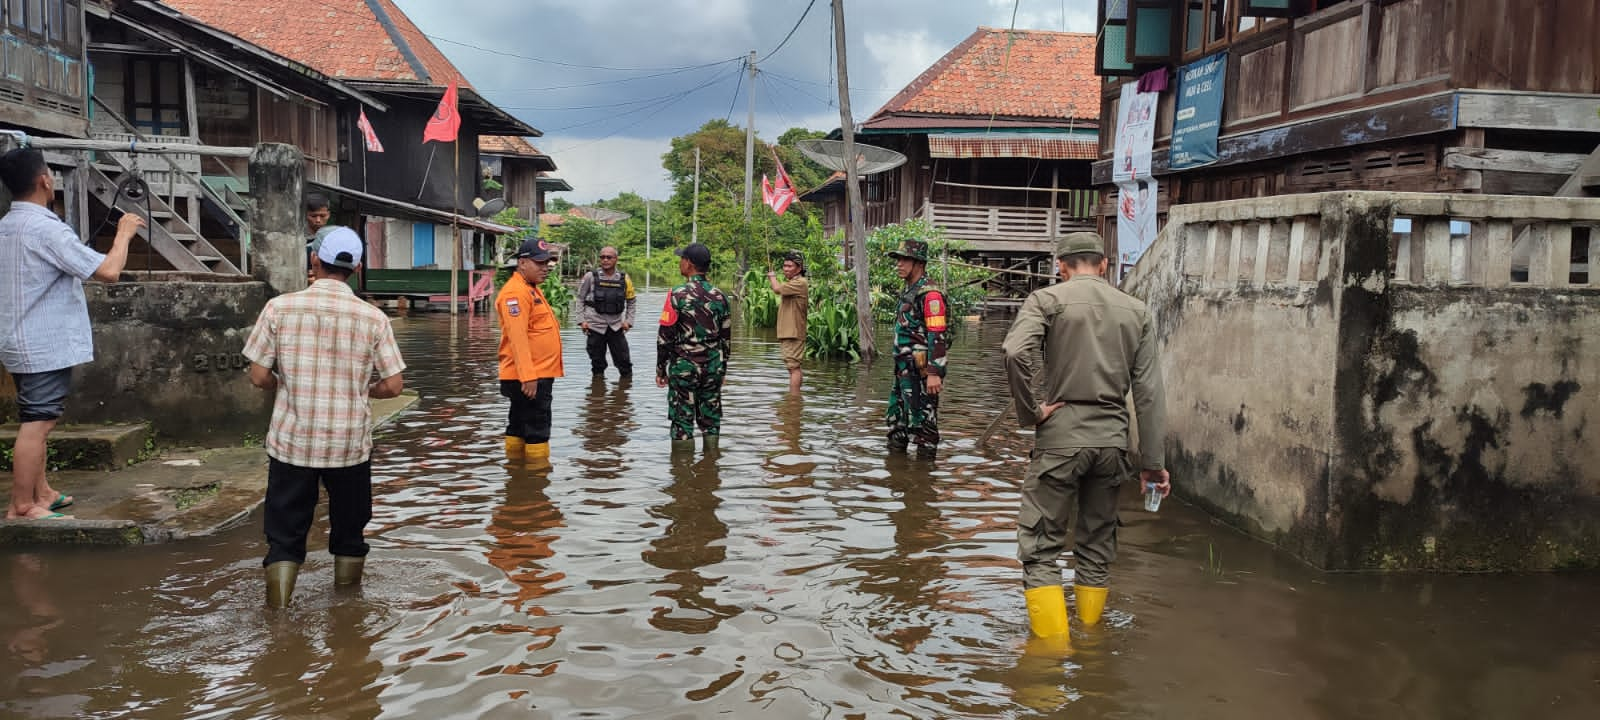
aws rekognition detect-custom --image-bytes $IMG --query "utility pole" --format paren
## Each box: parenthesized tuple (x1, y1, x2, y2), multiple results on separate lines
(833, 0, 874, 357)
(691, 146, 701, 245)
(744, 50, 757, 223)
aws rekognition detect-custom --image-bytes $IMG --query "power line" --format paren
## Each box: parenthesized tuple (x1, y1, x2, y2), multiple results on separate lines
(758, 71, 793, 130)
(545, 66, 744, 153)
(724, 59, 746, 123)
(757, 0, 818, 64)
(765, 70, 842, 109)
(479, 59, 744, 93)
(762, 69, 896, 92)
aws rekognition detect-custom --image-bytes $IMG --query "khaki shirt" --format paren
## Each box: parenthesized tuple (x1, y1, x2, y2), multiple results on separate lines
(1001, 274, 1166, 469)
(775, 276, 809, 340)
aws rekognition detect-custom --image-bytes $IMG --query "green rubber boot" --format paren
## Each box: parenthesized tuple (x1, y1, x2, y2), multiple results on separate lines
(265, 561, 300, 608)
(702, 434, 720, 453)
(333, 556, 365, 586)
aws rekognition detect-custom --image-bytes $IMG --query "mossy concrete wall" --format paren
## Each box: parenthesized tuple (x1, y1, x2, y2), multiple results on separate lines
(1125, 192, 1600, 571)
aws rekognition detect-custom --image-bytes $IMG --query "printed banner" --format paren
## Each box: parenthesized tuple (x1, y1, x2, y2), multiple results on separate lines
(1116, 178, 1158, 267)
(1112, 82, 1158, 182)
(1171, 52, 1228, 170)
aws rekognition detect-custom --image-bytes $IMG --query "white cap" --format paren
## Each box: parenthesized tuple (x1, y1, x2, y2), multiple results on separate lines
(315, 226, 363, 270)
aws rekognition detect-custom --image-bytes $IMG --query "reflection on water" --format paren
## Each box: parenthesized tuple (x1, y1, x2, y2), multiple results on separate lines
(1, 295, 1597, 719)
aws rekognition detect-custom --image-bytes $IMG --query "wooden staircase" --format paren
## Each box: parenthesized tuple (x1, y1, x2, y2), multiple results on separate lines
(84, 161, 243, 275)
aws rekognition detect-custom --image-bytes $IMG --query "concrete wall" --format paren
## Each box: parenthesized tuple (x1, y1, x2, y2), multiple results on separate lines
(71, 278, 274, 445)
(1125, 192, 1600, 570)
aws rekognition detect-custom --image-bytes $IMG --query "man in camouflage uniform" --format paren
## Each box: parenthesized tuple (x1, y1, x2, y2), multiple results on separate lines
(656, 242, 732, 452)
(885, 238, 949, 457)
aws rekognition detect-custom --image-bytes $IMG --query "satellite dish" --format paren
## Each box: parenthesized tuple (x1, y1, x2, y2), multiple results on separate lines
(795, 139, 907, 176)
(473, 197, 507, 217)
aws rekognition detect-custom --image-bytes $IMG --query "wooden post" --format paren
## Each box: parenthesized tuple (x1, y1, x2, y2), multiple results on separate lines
(833, 0, 874, 357)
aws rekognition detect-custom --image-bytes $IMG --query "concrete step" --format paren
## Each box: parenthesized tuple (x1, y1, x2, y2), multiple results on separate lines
(0, 422, 152, 471)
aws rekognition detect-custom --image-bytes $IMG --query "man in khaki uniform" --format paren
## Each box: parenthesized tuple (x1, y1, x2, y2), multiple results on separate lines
(1002, 232, 1169, 642)
(766, 250, 808, 393)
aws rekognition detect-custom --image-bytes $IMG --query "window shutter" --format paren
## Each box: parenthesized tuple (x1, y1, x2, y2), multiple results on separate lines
(1096, 0, 1135, 76)
(1241, 0, 1306, 18)
(1126, 0, 1182, 65)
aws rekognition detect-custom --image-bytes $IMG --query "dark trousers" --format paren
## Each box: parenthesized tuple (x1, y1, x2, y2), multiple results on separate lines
(501, 378, 555, 443)
(263, 458, 372, 566)
(1016, 447, 1127, 589)
(585, 326, 632, 375)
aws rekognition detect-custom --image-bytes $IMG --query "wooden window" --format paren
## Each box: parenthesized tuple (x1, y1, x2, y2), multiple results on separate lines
(1241, 0, 1305, 18)
(1128, 0, 1184, 65)
(1096, 0, 1135, 76)
(126, 57, 185, 136)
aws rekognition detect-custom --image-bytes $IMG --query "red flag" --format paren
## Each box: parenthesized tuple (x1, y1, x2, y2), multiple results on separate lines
(764, 155, 797, 216)
(422, 78, 461, 144)
(357, 108, 385, 152)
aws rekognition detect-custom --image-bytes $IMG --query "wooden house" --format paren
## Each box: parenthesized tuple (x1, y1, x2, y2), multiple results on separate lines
(1092, 0, 1600, 265)
(0, 0, 89, 139)
(801, 28, 1102, 299)
(480, 135, 566, 223)
(162, 0, 538, 283)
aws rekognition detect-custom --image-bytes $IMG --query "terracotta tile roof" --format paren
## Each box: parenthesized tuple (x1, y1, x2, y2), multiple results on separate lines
(161, 0, 469, 85)
(480, 135, 542, 157)
(868, 28, 1099, 126)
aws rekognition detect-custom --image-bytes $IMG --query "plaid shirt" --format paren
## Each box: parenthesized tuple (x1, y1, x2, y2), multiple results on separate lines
(0, 201, 108, 373)
(242, 279, 406, 468)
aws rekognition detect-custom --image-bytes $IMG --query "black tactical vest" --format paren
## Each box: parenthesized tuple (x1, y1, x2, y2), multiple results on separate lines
(588, 269, 627, 315)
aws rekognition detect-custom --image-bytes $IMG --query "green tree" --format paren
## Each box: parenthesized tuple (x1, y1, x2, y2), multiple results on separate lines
(544, 216, 609, 276)
(547, 197, 574, 213)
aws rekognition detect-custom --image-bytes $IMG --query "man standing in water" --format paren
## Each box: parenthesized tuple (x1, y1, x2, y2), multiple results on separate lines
(766, 250, 808, 393)
(885, 238, 948, 458)
(656, 242, 731, 453)
(577, 245, 636, 378)
(1002, 232, 1168, 641)
(243, 227, 406, 607)
(497, 237, 564, 465)
(0, 148, 144, 520)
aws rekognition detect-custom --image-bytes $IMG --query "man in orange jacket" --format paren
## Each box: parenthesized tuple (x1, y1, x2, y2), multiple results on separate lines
(496, 238, 564, 463)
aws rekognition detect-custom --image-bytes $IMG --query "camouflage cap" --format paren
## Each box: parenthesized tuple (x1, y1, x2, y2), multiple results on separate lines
(887, 239, 929, 263)
(1056, 231, 1106, 258)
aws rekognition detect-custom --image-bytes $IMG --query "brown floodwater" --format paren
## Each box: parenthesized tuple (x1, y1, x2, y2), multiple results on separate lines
(1, 291, 1597, 719)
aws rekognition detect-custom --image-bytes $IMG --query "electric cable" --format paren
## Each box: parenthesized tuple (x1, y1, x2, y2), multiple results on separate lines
(757, 0, 817, 64)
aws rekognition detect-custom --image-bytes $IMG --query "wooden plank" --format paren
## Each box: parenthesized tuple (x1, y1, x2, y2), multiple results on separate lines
(1090, 92, 1457, 183)
(1443, 147, 1586, 174)
(1457, 91, 1600, 133)
(1477, 220, 1514, 288)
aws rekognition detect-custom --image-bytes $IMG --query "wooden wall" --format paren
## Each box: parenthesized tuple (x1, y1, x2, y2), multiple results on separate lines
(1455, 0, 1600, 93)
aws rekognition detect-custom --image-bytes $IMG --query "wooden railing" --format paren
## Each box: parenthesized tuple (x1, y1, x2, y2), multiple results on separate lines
(923, 202, 1095, 249)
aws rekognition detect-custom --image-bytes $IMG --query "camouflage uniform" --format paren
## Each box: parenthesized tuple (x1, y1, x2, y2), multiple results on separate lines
(885, 241, 949, 452)
(656, 274, 732, 441)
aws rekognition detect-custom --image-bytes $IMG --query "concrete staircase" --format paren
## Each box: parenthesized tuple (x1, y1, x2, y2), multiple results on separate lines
(0, 422, 152, 472)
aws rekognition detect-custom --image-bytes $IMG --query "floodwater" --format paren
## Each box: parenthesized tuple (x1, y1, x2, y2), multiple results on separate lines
(2, 290, 1597, 719)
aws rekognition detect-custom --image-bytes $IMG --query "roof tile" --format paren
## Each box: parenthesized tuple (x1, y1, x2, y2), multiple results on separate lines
(869, 28, 1099, 125)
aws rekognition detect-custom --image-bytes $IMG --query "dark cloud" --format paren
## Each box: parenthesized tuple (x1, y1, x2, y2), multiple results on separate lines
(393, 0, 1096, 201)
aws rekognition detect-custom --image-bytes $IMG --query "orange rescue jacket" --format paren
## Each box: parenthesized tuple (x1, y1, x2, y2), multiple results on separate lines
(496, 272, 564, 382)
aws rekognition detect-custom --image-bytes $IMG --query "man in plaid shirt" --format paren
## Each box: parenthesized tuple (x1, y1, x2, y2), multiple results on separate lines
(243, 226, 406, 608)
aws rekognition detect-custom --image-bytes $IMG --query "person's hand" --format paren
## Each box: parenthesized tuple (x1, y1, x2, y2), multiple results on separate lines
(926, 374, 943, 395)
(1037, 401, 1065, 424)
(579, 322, 590, 333)
(766, 270, 776, 278)
(655, 375, 667, 388)
(622, 322, 633, 332)
(1141, 468, 1171, 497)
(115, 212, 146, 238)
(521, 380, 540, 399)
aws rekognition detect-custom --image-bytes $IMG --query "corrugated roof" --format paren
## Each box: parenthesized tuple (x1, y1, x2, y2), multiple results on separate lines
(161, 0, 469, 85)
(866, 27, 1100, 128)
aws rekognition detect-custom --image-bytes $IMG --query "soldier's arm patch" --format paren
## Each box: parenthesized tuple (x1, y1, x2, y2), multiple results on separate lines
(924, 291, 947, 332)
(505, 298, 521, 317)
(659, 295, 678, 326)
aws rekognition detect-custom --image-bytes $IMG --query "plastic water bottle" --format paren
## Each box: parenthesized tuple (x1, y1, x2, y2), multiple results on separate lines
(1143, 481, 1163, 512)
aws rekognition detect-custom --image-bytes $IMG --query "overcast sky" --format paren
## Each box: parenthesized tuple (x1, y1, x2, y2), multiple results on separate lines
(392, 0, 1097, 203)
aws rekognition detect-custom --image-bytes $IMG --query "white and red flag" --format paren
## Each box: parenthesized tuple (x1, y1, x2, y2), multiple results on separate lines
(762, 154, 797, 215)
(357, 108, 385, 152)
(422, 78, 461, 144)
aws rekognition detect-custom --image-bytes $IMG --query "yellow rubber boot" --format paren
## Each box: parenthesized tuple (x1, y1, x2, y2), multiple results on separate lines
(504, 436, 525, 459)
(524, 442, 550, 460)
(1024, 585, 1070, 639)
(1074, 585, 1108, 626)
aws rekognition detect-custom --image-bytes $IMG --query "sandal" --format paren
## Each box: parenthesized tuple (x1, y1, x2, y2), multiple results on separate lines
(48, 493, 74, 511)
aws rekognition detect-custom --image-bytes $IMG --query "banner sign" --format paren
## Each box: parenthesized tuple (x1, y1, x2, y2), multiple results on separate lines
(1113, 82, 1158, 182)
(1171, 52, 1227, 170)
